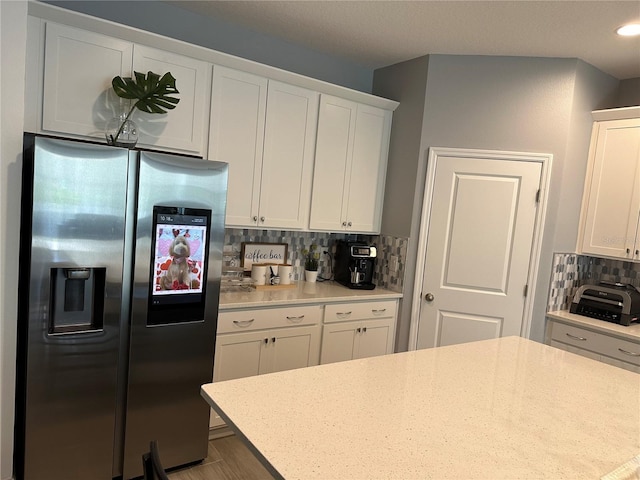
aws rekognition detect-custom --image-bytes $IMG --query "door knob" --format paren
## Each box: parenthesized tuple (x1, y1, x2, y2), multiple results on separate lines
(425, 293, 434, 302)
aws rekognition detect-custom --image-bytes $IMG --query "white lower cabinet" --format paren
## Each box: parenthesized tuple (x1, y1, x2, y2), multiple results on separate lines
(547, 318, 640, 373)
(320, 300, 397, 364)
(210, 305, 321, 428)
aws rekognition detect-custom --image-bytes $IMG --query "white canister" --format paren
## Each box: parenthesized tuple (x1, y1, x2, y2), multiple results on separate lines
(278, 264, 293, 285)
(251, 264, 267, 285)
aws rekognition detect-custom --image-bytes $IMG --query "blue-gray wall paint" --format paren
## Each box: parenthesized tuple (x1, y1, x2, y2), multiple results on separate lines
(43, 0, 374, 93)
(374, 54, 619, 350)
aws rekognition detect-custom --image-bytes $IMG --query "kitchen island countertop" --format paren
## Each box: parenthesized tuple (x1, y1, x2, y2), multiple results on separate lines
(202, 336, 640, 480)
(219, 280, 402, 310)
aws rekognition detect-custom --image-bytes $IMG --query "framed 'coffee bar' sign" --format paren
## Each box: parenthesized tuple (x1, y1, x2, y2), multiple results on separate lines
(241, 242, 288, 272)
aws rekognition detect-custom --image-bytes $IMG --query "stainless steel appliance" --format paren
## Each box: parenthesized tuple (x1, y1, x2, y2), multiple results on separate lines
(14, 134, 227, 480)
(570, 282, 640, 326)
(334, 240, 376, 290)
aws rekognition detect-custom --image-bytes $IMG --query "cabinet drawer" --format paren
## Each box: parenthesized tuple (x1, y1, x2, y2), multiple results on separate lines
(324, 300, 396, 324)
(218, 305, 322, 334)
(551, 322, 640, 367)
(601, 335, 640, 367)
(551, 322, 608, 353)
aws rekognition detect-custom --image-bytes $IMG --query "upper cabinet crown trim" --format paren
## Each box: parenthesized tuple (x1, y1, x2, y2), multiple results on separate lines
(592, 106, 640, 122)
(27, 1, 399, 112)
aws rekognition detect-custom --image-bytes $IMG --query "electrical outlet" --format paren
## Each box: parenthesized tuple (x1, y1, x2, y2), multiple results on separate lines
(389, 255, 399, 273)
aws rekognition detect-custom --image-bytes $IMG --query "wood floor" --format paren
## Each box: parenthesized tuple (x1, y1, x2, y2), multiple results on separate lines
(167, 434, 276, 480)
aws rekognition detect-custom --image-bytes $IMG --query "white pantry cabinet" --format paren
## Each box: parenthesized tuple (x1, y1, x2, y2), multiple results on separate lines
(320, 300, 397, 364)
(578, 112, 640, 260)
(208, 66, 319, 229)
(39, 22, 210, 154)
(309, 95, 392, 234)
(210, 305, 321, 427)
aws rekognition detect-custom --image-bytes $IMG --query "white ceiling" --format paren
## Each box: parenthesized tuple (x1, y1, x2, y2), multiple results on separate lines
(166, 0, 640, 80)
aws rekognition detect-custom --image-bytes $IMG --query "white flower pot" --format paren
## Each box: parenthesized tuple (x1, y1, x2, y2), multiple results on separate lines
(304, 270, 318, 283)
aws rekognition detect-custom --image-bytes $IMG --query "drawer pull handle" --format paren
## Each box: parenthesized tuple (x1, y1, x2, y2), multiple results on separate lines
(337, 311, 352, 316)
(286, 315, 305, 322)
(565, 332, 587, 341)
(233, 319, 255, 327)
(618, 348, 640, 357)
(372, 309, 386, 314)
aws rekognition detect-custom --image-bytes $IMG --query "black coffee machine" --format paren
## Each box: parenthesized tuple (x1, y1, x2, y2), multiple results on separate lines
(334, 240, 376, 290)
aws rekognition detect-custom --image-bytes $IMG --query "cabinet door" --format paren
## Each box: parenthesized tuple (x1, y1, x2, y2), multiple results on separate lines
(43, 23, 133, 138)
(580, 118, 640, 259)
(309, 96, 356, 231)
(259, 81, 319, 229)
(354, 318, 395, 360)
(213, 330, 268, 382)
(320, 322, 358, 364)
(132, 45, 209, 153)
(209, 66, 267, 227)
(345, 105, 392, 233)
(268, 325, 321, 373)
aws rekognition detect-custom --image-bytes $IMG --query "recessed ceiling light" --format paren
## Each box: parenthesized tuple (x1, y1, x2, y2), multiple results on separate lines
(616, 23, 640, 36)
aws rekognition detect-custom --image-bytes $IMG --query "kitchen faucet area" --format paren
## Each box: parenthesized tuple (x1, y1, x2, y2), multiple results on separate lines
(1, 1, 639, 479)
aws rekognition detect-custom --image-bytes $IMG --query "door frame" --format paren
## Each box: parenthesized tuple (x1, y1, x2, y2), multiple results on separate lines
(408, 147, 553, 350)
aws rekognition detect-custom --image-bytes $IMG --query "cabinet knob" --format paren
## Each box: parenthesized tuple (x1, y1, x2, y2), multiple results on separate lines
(356, 327, 361, 333)
(347, 221, 352, 227)
(363, 327, 367, 333)
(272, 337, 276, 343)
(253, 216, 258, 222)
(260, 216, 265, 222)
(264, 338, 268, 344)
(342, 221, 347, 227)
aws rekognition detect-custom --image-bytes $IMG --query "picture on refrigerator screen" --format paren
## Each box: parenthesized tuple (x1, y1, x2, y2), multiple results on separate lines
(153, 225, 206, 295)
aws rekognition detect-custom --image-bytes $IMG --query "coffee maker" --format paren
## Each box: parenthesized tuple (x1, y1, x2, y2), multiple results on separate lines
(334, 240, 376, 290)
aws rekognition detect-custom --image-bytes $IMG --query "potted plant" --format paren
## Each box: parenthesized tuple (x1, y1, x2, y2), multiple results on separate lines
(302, 244, 320, 282)
(106, 70, 180, 147)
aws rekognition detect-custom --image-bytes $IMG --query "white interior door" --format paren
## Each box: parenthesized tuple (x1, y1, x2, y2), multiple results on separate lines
(416, 150, 544, 349)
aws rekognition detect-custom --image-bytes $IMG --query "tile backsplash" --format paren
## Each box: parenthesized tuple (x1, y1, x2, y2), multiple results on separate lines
(223, 228, 408, 292)
(547, 253, 640, 311)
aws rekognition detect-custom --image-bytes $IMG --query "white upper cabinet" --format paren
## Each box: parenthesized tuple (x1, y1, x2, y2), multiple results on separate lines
(132, 45, 209, 153)
(578, 115, 640, 260)
(209, 66, 319, 229)
(43, 23, 133, 138)
(209, 67, 267, 227)
(309, 95, 392, 234)
(40, 22, 210, 154)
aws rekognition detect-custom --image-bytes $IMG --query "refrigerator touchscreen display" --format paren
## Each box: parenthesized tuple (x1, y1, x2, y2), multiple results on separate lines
(148, 206, 211, 324)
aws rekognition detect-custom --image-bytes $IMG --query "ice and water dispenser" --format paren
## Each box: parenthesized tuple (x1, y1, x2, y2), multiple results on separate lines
(49, 267, 106, 334)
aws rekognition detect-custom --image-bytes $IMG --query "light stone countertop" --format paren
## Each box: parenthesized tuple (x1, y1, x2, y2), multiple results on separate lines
(219, 280, 402, 310)
(547, 310, 640, 343)
(202, 336, 640, 480)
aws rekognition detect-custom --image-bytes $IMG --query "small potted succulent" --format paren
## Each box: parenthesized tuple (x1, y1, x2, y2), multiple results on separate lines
(302, 244, 320, 282)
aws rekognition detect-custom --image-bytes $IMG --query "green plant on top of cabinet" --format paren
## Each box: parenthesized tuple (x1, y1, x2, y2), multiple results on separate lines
(208, 66, 319, 229)
(578, 112, 640, 261)
(309, 95, 392, 234)
(40, 22, 209, 154)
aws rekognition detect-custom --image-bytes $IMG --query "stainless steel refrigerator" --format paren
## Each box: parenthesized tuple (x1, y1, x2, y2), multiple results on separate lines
(14, 134, 228, 479)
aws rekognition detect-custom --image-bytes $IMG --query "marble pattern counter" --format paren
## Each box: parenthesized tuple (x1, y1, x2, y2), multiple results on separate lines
(219, 280, 402, 310)
(202, 336, 640, 479)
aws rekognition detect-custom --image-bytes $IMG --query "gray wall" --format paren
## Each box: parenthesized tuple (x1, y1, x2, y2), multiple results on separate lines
(43, 0, 373, 93)
(616, 78, 640, 107)
(374, 54, 620, 350)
